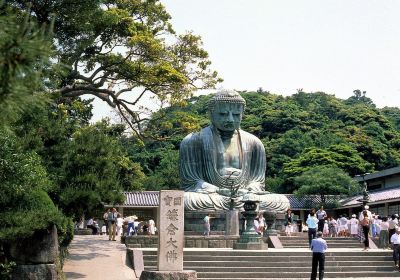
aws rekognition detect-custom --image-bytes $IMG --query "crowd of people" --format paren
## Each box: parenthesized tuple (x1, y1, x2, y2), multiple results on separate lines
(283, 205, 400, 252)
(76, 208, 157, 240)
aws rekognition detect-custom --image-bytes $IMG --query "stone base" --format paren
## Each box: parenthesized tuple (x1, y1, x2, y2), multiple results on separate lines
(233, 242, 268, 250)
(184, 210, 227, 233)
(139, 270, 197, 280)
(12, 264, 57, 280)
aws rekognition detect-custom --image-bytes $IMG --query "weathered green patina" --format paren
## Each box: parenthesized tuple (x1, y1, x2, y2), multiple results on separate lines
(179, 90, 290, 212)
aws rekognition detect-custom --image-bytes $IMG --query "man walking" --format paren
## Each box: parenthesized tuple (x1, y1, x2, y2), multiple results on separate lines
(108, 208, 118, 241)
(316, 206, 327, 232)
(307, 212, 319, 247)
(310, 231, 328, 280)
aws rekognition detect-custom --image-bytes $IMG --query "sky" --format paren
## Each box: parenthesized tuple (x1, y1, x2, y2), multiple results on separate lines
(91, 0, 400, 121)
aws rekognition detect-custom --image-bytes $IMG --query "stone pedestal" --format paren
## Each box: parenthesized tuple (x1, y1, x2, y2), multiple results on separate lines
(233, 199, 266, 250)
(225, 210, 239, 236)
(139, 270, 197, 280)
(265, 211, 278, 236)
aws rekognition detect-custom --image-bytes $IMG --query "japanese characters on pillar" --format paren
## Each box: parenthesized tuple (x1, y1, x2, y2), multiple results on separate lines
(157, 190, 184, 271)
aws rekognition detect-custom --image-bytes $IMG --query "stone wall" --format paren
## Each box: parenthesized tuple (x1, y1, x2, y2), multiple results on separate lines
(4, 225, 59, 280)
(184, 211, 229, 233)
(124, 235, 272, 248)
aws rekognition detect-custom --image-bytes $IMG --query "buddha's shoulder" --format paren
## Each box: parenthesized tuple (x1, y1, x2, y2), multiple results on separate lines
(239, 129, 263, 145)
(181, 127, 211, 145)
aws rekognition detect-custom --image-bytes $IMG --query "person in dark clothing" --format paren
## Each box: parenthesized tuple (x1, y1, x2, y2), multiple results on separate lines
(310, 231, 328, 280)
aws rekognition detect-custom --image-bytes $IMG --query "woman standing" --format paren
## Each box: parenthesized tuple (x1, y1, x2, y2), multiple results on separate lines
(329, 217, 338, 237)
(285, 209, 294, 236)
(361, 210, 371, 250)
(379, 216, 390, 249)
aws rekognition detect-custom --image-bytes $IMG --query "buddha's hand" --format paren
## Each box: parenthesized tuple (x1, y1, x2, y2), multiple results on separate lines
(197, 182, 219, 194)
(246, 182, 263, 193)
(217, 188, 231, 197)
(237, 189, 249, 196)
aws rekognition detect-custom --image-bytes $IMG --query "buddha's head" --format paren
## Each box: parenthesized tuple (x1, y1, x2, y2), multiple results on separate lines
(208, 90, 246, 132)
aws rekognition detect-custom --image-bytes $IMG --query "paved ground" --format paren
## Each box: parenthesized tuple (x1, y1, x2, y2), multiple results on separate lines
(63, 235, 399, 280)
(63, 235, 135, 280)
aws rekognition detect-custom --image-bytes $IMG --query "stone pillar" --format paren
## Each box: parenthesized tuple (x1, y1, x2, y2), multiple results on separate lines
(225, 210, 239, 236)
(118, 207, 124, 217)
(384, 203, 389, 216)
(140, 190, 196, 280)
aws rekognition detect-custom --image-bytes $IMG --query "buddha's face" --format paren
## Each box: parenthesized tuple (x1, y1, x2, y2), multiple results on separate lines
(211, 102, 243, 132)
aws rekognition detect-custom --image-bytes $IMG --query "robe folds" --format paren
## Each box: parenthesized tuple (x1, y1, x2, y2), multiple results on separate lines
(179, 125, 290, 212)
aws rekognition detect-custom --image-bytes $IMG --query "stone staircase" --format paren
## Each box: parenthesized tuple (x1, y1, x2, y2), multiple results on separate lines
(141, 249, 400, 279)
(279, 233, 363, 248)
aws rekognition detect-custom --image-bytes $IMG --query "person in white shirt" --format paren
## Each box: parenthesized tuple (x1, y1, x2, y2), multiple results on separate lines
(148, 219, 156, 235)
(379, 216, 389, 249)
(349, 214, 359, 237)
(116, 214, 124, 236)
(316, 206, 327, 232)
(390, 228, 400, 269)
(86, 218, 97, 235)
(389, 214, 399, 244)
(328, 217, 338, 237)
(358, 205, 372, 221)
(306, 212, 319, 246)
(338, 215, 348, 237)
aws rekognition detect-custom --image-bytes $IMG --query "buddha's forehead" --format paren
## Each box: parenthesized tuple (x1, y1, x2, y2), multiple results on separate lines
(214, 102, 244, 112)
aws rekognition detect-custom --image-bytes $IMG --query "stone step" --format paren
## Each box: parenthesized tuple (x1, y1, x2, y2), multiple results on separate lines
(144, 255, 392, 262)
(140, 249, 396, 278)
(143, 250, 391, 257)
(145, 260, 394, 267)
(144, 266, 396, 273)
(195, 271, 400, 278)
(279, 236, 359, 240)
(190, 266, 396, 272)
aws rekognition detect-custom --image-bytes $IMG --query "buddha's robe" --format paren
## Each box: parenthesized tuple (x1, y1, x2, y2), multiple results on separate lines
(179, 125, 290, 212)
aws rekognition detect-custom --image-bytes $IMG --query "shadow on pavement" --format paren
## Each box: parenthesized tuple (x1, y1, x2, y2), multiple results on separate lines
(64, 271, 87, 279)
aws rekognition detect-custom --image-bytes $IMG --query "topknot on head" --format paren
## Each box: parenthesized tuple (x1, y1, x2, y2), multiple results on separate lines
(208, 89, 246, 113)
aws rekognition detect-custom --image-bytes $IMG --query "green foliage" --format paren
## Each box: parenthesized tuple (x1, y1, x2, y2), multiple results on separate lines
(344, 90, 375, 107)
(0, 3, 52, 127)
(294, 166, 360, 206)
(137, 90, 400, 196)
(6, 0, 221, 137)
(0, 261, 16, 280)
(142, 149, 179, 191)
(283, 144, 372, 178)
(57, 120, 144, 219)
(0, 129, 67, 241)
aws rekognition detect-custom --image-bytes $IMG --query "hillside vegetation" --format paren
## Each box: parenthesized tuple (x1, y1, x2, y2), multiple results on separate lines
(133, 90, 400, 195)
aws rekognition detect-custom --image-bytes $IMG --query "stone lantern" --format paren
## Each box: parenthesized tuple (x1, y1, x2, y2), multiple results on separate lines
(233, 193, 267, 250)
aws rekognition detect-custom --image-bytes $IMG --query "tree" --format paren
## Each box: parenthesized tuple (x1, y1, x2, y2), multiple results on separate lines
(345, 90, 375, 107)
(8, 0, 222, 138)
(0, 3, 73, 246)
(0, 129, 67, 240)
(58, 120, 145, 220)
(294, 166, 360, 206)
(283, 144, 372, 181)
(0, 3, 52, 127)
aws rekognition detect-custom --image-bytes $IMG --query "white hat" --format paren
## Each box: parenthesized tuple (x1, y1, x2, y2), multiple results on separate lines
(364, 205, 369, 210)
(352, 214, 356, 218)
